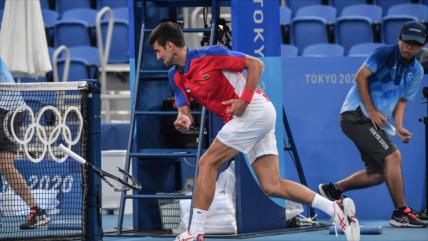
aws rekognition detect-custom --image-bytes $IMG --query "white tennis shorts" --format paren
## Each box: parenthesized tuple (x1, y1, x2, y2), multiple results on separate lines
(216, 95, 278, 164)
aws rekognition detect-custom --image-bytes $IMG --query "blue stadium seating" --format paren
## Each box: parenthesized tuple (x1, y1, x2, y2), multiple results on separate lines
(42, 9, 59, 46)
(286, 0, 323, 16)
(336, 4, 382, 54)
(295, 5, 337, 22)
(348, 42, 385, 57)
(101, 20, 129, 63)
(0, 0, 4, 10)
(98, 0, 129, 9)
(112, 7, 129, 21)
(280, 6, 292, 44)
(329, 0, 367, 16)
(387, 4, 428, 22)
(280, 6, 292, 24)
(281, 44, 299, 57)
(54, 20, 91, 47)
(56, 0, 92, 15)
(291, 5, 337, 52)
(69, 46, 99, 66)
(341, 4, 383, 22)
(373, 0, 413, 16)
(56, 46, 99, 82)
(302, 43, 345, 57)
(57, 58, 95, 81)
(61, 8, 98, 26)
(40, 0, 51, 9)
(382, 15, 419, 44)
(0, 9, 3, 25)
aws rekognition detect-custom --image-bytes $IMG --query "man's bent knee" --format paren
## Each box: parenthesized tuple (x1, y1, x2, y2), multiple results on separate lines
(385, 150, 402, 165)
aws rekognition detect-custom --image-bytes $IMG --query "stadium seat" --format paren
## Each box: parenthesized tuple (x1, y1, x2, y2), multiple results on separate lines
(280, 6, 292, 44)
(54, 20, 91, 47)
(348, 42, 385, 57)
(291, 5, 337, 53)
(0, 0, 4, 10)
(61, 8, 98, 26)
(286, 0, 323, 16)
(56, 46, 99, 82)
(373, 0, 413, 16)
(56, 0, 92, 15)
(112, 7, 129, 21)
(387, 4, 428, 22)
(382, 15, 419, 44)
(329, 0, 367, 16)
(295, 5, 337, 21)
(336, 4, 382, 54)
(100, 20, 129, 63)
(98, 0, 128, 9)
(302, 43, 345, 57)
(281, 44, 299, 57)
(280, 6, 292, 24)
(0, 9, 3, 25)
(42, 9, 59, 46)
(341, 4, 383, 22)
(39, 0, 51, 9)
(57, 58, 96, 81)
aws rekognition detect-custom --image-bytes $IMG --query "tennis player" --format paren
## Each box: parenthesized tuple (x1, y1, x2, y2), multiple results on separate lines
(148, 22, 360, 241)
(0, 57, 49, 229)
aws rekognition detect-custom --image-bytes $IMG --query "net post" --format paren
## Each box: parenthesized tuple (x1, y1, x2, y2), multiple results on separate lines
(85, 80, 103, 241)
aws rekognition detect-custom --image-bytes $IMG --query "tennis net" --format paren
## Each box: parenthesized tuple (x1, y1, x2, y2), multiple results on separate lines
(0, 81, 100, 241)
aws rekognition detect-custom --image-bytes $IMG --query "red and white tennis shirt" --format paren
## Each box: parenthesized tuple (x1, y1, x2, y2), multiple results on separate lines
(169, 45, 267, 123)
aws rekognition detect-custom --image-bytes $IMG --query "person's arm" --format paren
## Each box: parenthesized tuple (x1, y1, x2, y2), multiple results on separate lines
(355, 66, 387, 129)
(174, 106, 193, 132)
(222, 55, 264, 116)
(393, 98, 411, 143)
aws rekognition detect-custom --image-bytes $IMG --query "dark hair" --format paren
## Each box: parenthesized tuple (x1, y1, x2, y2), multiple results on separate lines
(148, 21, 185, 48)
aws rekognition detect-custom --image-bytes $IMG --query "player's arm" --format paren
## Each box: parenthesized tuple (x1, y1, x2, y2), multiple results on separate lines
(222, 55, 264, 116)
(355, 65, 387, 129)
(393, 99, 411, 143)
(174, 106, 193, 132)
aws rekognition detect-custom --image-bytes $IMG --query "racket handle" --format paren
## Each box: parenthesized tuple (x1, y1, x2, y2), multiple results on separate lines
(59, 144, 87, 165)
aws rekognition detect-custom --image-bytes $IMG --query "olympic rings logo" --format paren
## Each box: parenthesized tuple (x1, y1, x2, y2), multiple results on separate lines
(7, 105, 83, 163)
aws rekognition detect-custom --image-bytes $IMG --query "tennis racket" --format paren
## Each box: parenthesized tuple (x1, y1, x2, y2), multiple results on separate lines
(59, 144, 142, 192)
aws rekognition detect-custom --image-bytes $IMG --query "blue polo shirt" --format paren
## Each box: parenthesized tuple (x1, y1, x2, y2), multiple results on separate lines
(1, 58, 25, 111)
(341, 45, 423, 124)
(0, 58, 15, 84)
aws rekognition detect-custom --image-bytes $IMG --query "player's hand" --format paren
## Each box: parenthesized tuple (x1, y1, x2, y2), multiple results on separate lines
(174, 114, 191, 132)
(367, 109, 387, 130)
(222, 98, 248, 116)
(396, 127, 412, 143)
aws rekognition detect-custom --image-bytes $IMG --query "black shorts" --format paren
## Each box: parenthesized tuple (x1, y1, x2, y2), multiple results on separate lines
(340, 107, 397, 173)
(0, 108, 22, 154)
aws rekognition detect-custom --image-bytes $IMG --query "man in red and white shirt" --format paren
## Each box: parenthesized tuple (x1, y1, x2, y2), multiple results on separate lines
(149, 22, 360, 241)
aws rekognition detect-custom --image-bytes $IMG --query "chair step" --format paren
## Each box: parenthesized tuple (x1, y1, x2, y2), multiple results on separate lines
(129, 148, 202, 158)
(124, 194, 192, 200)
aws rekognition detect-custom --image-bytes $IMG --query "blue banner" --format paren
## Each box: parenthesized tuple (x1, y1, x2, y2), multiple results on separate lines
(283, 57, 427, 219)
(231, 0, 280, 57)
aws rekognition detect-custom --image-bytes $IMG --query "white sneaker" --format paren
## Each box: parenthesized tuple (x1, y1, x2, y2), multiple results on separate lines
(343, 198, 360, 241)
(332, 198, 359, 241)
(175, 231, 204, 241)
